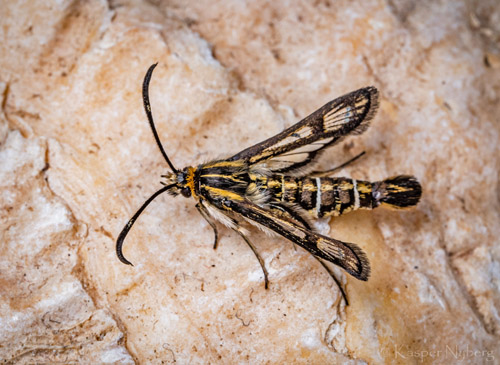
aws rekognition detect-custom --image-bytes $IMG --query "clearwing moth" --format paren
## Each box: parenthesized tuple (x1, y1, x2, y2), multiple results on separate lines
(116, 63, 422, 304)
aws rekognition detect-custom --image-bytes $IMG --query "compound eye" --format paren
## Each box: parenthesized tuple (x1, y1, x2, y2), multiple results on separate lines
(180, 187, 192, 198)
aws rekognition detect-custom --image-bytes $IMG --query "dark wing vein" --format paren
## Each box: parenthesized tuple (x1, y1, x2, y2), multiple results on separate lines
(229, 87, 379, 174)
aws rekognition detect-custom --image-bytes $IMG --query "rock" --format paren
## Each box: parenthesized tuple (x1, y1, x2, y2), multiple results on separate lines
(1, 0, 499, 363)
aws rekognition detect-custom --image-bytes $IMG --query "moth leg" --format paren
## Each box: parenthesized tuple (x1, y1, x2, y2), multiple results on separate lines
(232, 227, 270, 290)
(311, 151, 366, 177)
(201, 202, 270, 289)
(271, 203, 349, 305)
(196, 201, 219, 249)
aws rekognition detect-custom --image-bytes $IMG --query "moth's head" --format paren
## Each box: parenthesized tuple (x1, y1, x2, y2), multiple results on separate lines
(161, 167, 193, 198)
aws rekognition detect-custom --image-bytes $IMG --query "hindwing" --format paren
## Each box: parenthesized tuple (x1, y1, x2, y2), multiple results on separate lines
(222, 198, 370, 280)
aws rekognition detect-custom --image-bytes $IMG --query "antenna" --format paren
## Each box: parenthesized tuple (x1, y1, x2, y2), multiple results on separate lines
(143, 63, 178, 173)
(116, 64, 180, 266)
(116, 184, 175, 265)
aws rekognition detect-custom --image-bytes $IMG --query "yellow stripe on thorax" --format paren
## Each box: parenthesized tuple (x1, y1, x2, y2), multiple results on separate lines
(203, 186, 245, 201)
(200, 174, 245, 183)
(203, 160, 245, 169)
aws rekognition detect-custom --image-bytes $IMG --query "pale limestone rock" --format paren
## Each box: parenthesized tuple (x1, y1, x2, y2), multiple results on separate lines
(1, 0, 499, 363)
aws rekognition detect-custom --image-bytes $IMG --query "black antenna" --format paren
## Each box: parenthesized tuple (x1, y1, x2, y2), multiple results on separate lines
(116, 64, 179, 266)
(116, 184, 175, 265)
(143, 63, 178, 173)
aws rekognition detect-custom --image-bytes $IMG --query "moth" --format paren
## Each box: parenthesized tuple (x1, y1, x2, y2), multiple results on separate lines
(116, 63, 421, 300)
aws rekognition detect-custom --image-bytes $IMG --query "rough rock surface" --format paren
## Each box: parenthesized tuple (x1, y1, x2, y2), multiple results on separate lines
(1, 0, 499, 363)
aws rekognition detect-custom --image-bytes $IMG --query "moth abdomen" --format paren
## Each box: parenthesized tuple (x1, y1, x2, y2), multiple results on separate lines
(295, 175, 422, 218)
(301, 177, 375, 218)
(371, 175, 422, 209)
(258, 175, 374, 218)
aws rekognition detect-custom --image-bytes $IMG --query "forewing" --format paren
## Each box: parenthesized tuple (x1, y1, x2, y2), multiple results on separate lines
(229, 87, 379, 174)
(224, 199, 371, 280)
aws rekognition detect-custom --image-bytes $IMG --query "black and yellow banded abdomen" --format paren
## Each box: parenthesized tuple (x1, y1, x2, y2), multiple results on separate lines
(262, 174, 421, 218)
